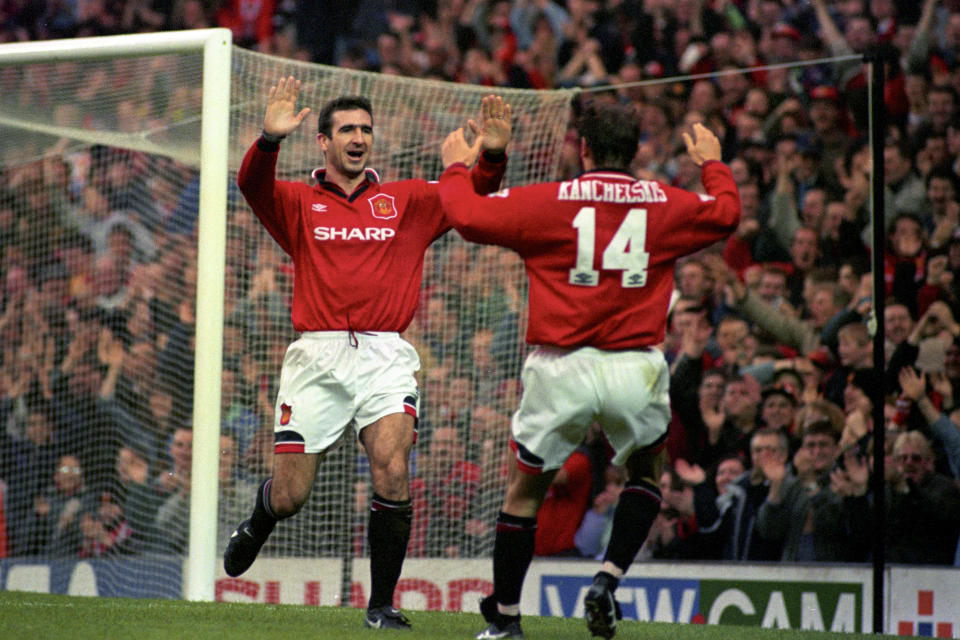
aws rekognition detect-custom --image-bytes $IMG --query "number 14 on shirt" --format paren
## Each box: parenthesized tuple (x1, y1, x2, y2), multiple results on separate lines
(569, 207, 650, 288)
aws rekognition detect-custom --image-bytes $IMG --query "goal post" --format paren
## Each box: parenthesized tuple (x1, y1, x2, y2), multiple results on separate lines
(0, 28, 232, 602)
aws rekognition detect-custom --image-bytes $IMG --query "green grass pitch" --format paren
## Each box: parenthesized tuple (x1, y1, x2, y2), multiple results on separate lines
(0, 591, 911, 639)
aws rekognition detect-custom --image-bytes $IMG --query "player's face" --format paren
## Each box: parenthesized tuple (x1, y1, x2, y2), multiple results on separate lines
(320, 108, 373, 179)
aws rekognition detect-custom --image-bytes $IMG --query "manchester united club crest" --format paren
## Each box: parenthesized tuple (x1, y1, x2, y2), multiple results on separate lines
(280, 403, 292, 426)
(368, 193, 397, 220)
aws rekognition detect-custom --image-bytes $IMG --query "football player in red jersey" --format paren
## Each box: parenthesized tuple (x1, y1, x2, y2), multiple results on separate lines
(439, 106, 740, 639)
(225, 77, 512, 630)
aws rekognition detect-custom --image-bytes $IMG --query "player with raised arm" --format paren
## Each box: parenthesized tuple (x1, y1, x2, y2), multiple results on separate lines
(225, 77, 511, 630)
(439, 106, 740, 639)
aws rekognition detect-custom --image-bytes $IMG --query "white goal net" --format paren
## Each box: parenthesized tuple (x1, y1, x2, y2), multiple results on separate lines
(0, 31, 572, 600)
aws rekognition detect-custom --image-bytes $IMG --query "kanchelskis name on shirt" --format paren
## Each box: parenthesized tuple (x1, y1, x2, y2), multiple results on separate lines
(557, 178, 667, 203)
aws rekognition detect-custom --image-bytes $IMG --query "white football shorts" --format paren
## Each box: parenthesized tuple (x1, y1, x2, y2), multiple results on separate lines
(510, 345, 670, 472)
(272, 331, 420, 454)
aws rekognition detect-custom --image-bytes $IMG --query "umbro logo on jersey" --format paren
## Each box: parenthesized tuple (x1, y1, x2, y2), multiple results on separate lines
(311, 203, 328, 213)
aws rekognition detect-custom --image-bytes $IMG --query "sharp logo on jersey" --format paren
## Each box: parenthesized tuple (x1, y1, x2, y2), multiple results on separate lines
(314, 226, 397, 241)
(311, 203, 328, 213)
(279, 403, 292, 425)
(368, 193, 397, 220)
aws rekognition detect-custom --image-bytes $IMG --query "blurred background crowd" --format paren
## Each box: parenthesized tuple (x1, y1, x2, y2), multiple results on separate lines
(2, 0, 960, 570)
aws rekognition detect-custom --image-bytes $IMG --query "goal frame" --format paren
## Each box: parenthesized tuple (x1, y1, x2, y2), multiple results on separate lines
(0, 28, 232, 602)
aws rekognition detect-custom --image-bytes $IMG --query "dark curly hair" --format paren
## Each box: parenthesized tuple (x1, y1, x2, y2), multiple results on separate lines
(576, 102, 641, 170)
(317, 95, 373, 137)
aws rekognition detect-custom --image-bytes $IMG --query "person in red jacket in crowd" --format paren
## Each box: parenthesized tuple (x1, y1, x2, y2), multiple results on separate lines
(534, 446, 593, 556)
(217, 0, 275, 49)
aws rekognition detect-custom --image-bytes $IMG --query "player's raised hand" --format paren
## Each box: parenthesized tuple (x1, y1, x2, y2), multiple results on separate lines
(264, 76, 312, 138)
(441, 127, 482, 169)
(681, 122, 722, 166)
(469, 94, 512, 153)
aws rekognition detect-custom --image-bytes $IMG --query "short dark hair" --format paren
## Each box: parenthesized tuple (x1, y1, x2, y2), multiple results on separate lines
(884, 137, 914, 163)
(703, 367, 728, 383)
(577, 102, 641, 170)
(839, 254, 869, 278)
(318, 95, 373, 137)
(925, 164, 960, 193)
(928, 84, 958, 104)
(802, 419, 839, 442)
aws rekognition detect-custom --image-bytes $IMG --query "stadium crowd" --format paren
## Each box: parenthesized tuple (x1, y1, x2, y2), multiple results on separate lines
(2, 0, 960, 569)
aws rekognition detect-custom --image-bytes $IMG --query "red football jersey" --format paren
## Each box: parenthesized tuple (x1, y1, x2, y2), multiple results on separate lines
(237, 140, 506, 332)
(438, 162, 740, 349)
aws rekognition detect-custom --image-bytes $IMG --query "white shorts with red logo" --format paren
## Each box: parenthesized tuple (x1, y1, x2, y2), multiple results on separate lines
(273, 331, 420, 454)
(510, 345, 670, 473)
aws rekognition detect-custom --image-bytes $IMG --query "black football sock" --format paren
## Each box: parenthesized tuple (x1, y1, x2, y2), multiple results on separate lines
(603, 480, 662, 576)
(368, 493, 413, 610)
(249, 478, 279, 539)
(492, 511, 537, 612)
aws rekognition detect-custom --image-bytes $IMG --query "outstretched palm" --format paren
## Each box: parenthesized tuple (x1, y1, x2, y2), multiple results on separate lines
(682, 122, 722, 166)
(264, 76, 312, 138)
(472, 94, 512, 153)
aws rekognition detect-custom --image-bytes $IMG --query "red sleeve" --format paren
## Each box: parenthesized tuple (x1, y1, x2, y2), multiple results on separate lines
(917, 284, 944, 318)
(438, 164, 533, 251)
(256, 0, 275, 43)
(470, 151, 508, 195)
(656, 160, 741, 260)
(559, 451, 592, 497)
(723, 233, 755, 275)
(237, 139, 297, 255)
